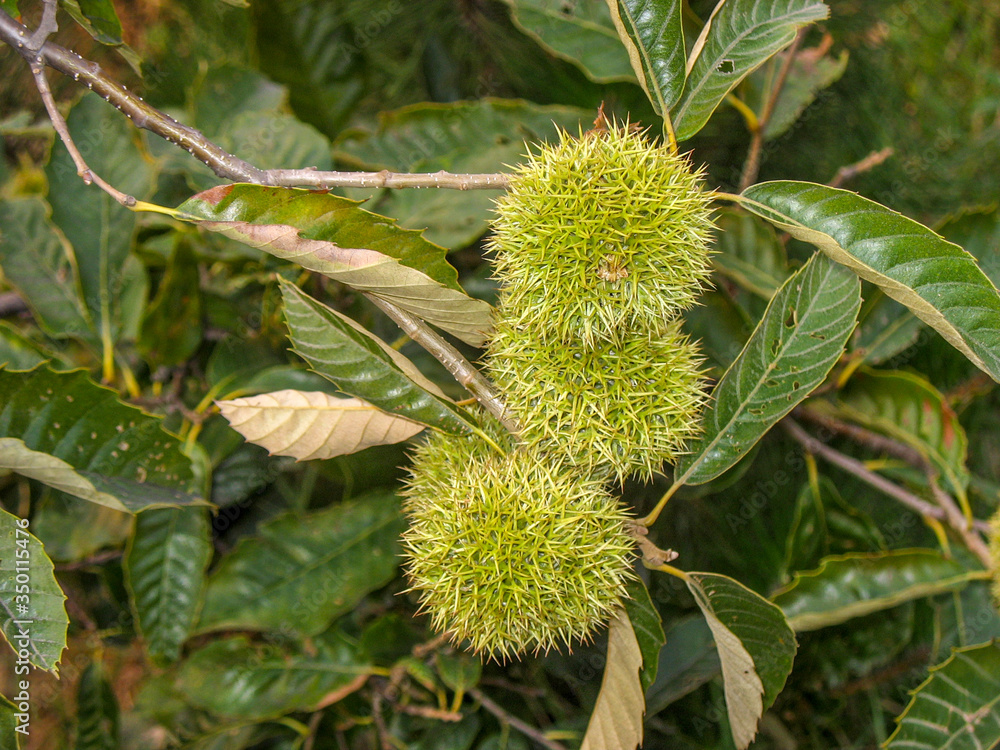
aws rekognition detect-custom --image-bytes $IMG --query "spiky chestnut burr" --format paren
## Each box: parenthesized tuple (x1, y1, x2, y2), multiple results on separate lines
(488, 320, 707, 484)
(488, 122, 715, 348)
(401, 423, 635, 660)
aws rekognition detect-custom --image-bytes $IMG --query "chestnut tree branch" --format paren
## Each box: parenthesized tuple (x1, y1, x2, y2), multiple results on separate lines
(0, 7, 514, 428)
(0, 9, 509, 190)
(738, 28, 805, 192)
(783, 419, 992, 552)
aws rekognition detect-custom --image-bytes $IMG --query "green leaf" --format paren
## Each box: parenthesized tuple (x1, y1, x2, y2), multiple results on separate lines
(75, 661, 119, 750)
(175, 633, 371, 720)
(744, 40, 848, 140)
(280, 279, 473, 436)
(435, 652, 482, 694)
(197, 491, 405, 636)
(0, 322, 53, 371)
(138, 241, 203, 368)
(741, 180, 1000, 384)
(176, 184, 492, 346)
(712, 209, 789, 298)
(853, 293, 923, 366)
(623, 577, 665, 694)
(124, 508, 212, 663)
(886, 641, 1000, 749)
(606, 0, 685, 115)
(686, 572, 796, 749)
(782, 478, 828, 577)
(60, 0, 122, 43)
(828, 368, 970, 503)
(0, 509, 68, 674)
(502, 0, 633, 82)
(938, 206, 1000, 290)
(671, 0, 829, 141)
(0, 366, 201, 513)
(46, 94, 154, 349)
(0, 693, 21, 750)
(334, 100, 589, 249)
(644, 615, 720, 714)
(0, 3, 18, 20)
(675, 252, 861, 485)
(682, 289, 752, 373)
(0, 199, 93, 343)
(578, 608, 645, 750)
(771, 550, 978, 632)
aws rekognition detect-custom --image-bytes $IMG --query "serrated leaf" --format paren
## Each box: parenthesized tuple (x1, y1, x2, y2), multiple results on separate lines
(0, 367, 201, 512)
(644, 615, 720, 714)
(886, 641, 1000, 749)
(176, 184, 492, 346)
(46, 94, 154, 349)
(218, 389, 426, 461)
(280, 279, 473, 435)
(502, 1, 633, 82)
(853, 293, 923, 365)
(197, 491, 405, 636)
(124, 507, 212, 663)
(0, 199, 93, 343)
(826, 368, 969, 503)
(75, 661, 119, 750)
(741, 180, 1000, 383)
(0, 321, 57, 371)
(671, 0, 829, 141)
(771, 550, 977, 632)
(676, 252, 861, 485)
(686, 572, 796, 749)
(606, 0, 685, 115)
(579, 608, 645, 750)
(712, 209, 789, 298)
(175, 633, 371, 720)
(623, 577, 665, 694)
(0, 509, 68, 674)
(334, 100, 589, 249)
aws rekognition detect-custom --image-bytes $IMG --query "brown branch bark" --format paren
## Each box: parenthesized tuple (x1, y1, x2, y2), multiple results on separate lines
(0, 9, 508, 190)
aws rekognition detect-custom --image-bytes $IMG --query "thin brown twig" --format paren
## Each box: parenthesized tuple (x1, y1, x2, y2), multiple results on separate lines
(29, 60, 136, 206)
(828, 147, 895, 188)
(783, 419, 992, 536)
(928, 480, 992, 567)
(794, 407, 928, 470)
(1, 8, 513, 425)
(468, 688, 567, 750)
(792, 409, 992, 565)
(366, 296, 517, 433)
(0, 9, 508, 190)
(738, 28, 806, 192)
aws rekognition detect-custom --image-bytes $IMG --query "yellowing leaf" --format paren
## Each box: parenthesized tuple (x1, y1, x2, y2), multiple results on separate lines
(217, 389, 426, 461)
(579, 608, 644, 750)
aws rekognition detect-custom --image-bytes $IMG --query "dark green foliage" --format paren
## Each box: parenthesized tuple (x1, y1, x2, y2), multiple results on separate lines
(0, 1, 998, 748)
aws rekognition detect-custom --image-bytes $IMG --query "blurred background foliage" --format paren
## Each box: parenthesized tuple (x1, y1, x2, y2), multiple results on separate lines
(0, 0, 999, 748)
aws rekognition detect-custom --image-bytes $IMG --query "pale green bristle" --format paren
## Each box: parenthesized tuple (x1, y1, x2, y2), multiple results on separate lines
(401, 426, 636, 660)
(489, 320, 707, 484)
(489, 123, 716, 348)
